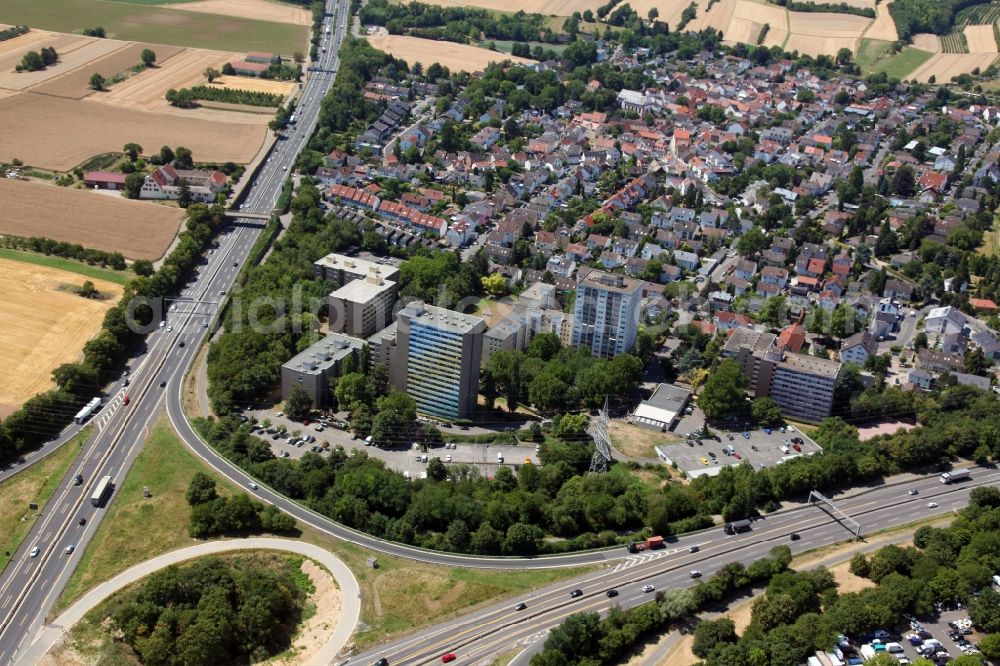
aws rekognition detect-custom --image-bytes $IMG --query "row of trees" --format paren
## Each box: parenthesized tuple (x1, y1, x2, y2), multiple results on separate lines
(0, 236, 127, 270)
(0, 25, 28, 42)
(106, 554, 307, 665)
(531, 546, 793, 665)
(360, 0, 554, 44)
(695, 490, 1000, 665)
(186, 85, 283, 108)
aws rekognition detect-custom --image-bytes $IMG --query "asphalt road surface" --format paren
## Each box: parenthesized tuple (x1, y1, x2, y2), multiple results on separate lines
(344, 469, 999, 666)
(0, 2, 350, 662)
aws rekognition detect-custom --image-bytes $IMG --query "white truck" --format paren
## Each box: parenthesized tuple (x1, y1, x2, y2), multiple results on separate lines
(74, 397, 102, 424)
(940, 469, 971, 484)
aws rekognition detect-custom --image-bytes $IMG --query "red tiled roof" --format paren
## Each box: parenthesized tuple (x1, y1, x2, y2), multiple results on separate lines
(777, 323, 806, 353)
(84, 171, 126, 184)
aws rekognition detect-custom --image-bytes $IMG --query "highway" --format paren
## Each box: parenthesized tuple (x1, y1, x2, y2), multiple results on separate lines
(0, 2, 350, 662)
(343, 469, 999, 666)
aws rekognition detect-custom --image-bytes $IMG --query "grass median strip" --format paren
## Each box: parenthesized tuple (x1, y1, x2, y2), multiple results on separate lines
(0, 428, 90, 573)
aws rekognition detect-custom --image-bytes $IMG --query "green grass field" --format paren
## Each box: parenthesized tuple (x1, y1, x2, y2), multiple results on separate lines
(0, 0, 309, 53)
(479, 39, 570, 54)
(857, 39, 934, 79)
(0, 248, 131, 285)
(0, 429, 89, 573)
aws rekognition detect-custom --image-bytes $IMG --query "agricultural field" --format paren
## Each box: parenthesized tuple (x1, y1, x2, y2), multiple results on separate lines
(729, 0, 790, 48)
(908, 51, 999, 81)
(862, 3, 898, 41)
(855, 38, 935, 76)
(912, 32, 942, 52)
(0, 0, 308, 54)
(399, 0, 604, 13)
(365, 33, 532, 72)
(940, 31, 970, 53)
(0, 257, 123, 415)
(0, 29, 271, 170)
(0, 178, 185, 260)
(166, 0, 312, 25)
(785, 10, 871, 56)
(964, 24, 998, 52)
(209, 74, 297, 96)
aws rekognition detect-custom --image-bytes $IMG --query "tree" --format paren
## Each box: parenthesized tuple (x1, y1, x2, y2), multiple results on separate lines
(40, 46, 58, 66)
(123, 142, 142, 161)
(891, 165, 916, 197)
(140, 48, 156, 67)
(158, 145, 175, 164)
(177, 181, 193, 208)
(16, 50, 43, 72)
(186, 472, 218, 505)
(89, 73, 105, 91)
(77, 280, 98, 298)
(204, 67, 221, 83)
(979, 633, 1000, 660)
(698, 360, 748, 422)
(174, 146, 194, 169)
(737, 226, 768, 257)
(481, 272, 507, 297)
(124, 172, 144, 199)
(751, 397, 781, 425)
(284, 386, 312, 421)
(692, 618, 738, 657)
(129, 260, 153, 277)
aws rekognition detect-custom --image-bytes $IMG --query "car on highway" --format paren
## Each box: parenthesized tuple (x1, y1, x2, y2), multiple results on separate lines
(123, 395, 130, 405)
(700, 457, 709, 465)
(374, 659, 388, 666)
(74, 474, 83, 486)
(248, 481, 258, 490)
(570, 589, 583, 598)
(178, 341, 185, 348)
(927, 502, 938, 508)
(159, 321, 165, 328)
(30, 546, 40, 558)
(514, 602, 527, 611)
(642, 584, 655, 593)
(790, 532, 800, 541)
(167, 326, 173, 332)
(908, 489, 918, 495)
(64, 545, 74, 555)
(159, 381, 166, 388)
(441, 654, 456, 663)
(78, 518, 86, 526)
(606, 589, 619, 597)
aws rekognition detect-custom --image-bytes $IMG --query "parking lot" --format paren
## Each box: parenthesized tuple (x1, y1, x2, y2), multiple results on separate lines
(849, 607, 983, 664)
(657, 406, 822, 477)
(242, 408, 539, 478)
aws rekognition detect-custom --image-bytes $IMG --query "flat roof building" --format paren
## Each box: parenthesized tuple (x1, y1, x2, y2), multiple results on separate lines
(572, 270, 642, 358)
(632, 383, 692, 431)
(280, 333, 365, 407)
(314, 253, 399, 285)
(393, 301, 485, 420)
(329, 273, 397, 339)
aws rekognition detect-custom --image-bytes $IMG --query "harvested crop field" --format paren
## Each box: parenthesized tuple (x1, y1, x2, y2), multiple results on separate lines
(0, 32, 98, 91)
(0, 0, 309, 54)
(210, 75, 296, 96)
(964, 24, 998, 53)
(725, 17, 764, 42)
(863, 4, 899, 41)
(0, 178, 185, 260)
(690, 0, 737, 33)
(94, 46, 243, 111)
(31, 43, 184, 100)
(0, 91, 267, 170)
(364, 34, 531, 72)
(0, 258, 123, 414)
(168, 0, 312, 25)
(730, 0, 788, 46)
(783, 10, 872, 55)
(908, 51, 998, 81)
(912, 32, 942, 52)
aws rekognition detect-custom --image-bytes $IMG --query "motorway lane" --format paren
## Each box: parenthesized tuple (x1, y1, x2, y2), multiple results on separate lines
(0, 3, 350, 662)
(346, 470, 999, 666)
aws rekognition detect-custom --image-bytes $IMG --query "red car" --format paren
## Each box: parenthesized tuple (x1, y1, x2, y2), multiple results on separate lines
(123, 395, 130, 405)
(303, 418, 311, 426)
(733, 453, 742, 460)
(441, 654, 457, 663)
(792, 443, 802, 452)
